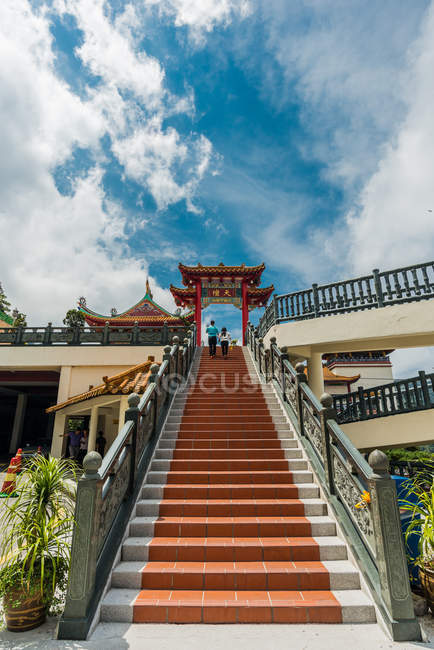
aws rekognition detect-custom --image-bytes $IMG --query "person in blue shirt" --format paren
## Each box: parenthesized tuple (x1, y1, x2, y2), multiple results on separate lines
(206, 320, 219, 357)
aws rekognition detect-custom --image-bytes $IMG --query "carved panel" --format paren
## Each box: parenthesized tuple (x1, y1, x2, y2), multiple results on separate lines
(332, 451, 376, 557)
(284, 373, 297, 412)
(302, 401, 323, 461)
(98, 453, 131, 555)
(137, 409, 152, 466)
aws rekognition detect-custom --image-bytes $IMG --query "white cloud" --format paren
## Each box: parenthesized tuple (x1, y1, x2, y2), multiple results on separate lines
(344, 4, 434, 274)
(144, 0, 251, 45)
(0, 0, 214, 324)
(391, 347, 434, 379)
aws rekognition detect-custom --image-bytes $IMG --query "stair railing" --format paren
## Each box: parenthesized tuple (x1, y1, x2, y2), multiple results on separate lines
(246, 323, 421, 642)
(334, 371, 434, 423)
(57, 326, 196, 640)
(257, 259, 434, 337)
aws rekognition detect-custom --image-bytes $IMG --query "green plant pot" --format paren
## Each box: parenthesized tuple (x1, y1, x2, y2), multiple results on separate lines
(419, 566, 434, 615)
(4, 589, 46, 632)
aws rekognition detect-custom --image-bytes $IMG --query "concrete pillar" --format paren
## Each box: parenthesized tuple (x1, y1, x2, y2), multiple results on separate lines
(307, 352, 324, 398)
(51, 412, 67, 458)
(57, 366, 72, 403)
(9, 393, 28, 453)
(88, 405, 99, 452)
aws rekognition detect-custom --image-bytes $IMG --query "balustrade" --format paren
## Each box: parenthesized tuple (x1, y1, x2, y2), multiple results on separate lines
(57, 326, 196, 640)
(245, 322, 420, 640)
(257, 259, 434, 337)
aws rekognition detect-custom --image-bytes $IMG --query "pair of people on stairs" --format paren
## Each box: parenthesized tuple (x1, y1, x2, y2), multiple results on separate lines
(206, 321, 231, 357)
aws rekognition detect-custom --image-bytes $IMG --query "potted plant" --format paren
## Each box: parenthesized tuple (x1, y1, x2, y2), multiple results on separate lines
(0, 455, 76, 631)
(400, 461, 434, 613)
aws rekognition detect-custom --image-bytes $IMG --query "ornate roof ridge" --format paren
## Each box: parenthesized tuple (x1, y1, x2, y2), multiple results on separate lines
(46, 357, 158, 413)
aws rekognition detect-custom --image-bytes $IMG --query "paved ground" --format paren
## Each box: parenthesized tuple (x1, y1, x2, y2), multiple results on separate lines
(0, 618, 433, 650)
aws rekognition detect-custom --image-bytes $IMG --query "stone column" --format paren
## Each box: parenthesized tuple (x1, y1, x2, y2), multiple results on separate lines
(88, 404, 99, 452)
(307, 352, 324, 398)
(9, 393, 28, 453)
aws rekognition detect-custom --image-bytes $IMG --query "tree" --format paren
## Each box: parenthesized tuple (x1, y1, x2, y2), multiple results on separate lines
(63, 309, 86, 329)
(12, 309, 27, 327)
(0, 283, 11, 315)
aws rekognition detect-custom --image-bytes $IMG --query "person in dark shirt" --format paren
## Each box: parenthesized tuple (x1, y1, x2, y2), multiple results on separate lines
(96, 431, 107, 457)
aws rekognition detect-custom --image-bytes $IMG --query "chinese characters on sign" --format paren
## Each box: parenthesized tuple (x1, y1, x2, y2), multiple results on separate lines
(201, 281, 242, 308)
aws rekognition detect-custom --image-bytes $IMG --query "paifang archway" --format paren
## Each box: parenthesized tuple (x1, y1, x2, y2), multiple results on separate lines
(170, 263, 274, 345)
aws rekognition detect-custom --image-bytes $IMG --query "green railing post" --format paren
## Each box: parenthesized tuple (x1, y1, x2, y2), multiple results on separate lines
(280, 346, 289, 400)
(418, 370, 430, 406)
(319, 394, 336, 495)
(258, 338, 264, 375)
(103, 321, 110, 346)
(367, 449, 418, 636)
(269, 336, 276, 379)
(172, 336, 179, 376)
(312, 283, 320, 316)
(57, 452, 103, 639)
(295, 362, 307, 436)
(149, 363, 159, 436)
(43, 322, 53, 345)
(131, 321, 139, 345)
(124, 393, 140, 494)
(373, 269, 384, 307)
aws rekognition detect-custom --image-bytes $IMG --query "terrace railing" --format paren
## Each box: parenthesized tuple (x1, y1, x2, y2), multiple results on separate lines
(246, 323, 421, 642)
(0, 321, 189, 346)
(57, 327, 196, 640)
(258, 260, 434, 337)
(334, 371, 434, 424)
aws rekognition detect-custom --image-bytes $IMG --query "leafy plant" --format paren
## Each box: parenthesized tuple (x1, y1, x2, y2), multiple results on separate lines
(12, 309, 27, 327)
(63, 308, 86, 329)
(385, 447, 433, 464)
(0, 455, 77, 613)
(400, 460, 434, 569)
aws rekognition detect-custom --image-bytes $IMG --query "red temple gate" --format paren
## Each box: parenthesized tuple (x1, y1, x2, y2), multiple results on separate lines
(170, 263, 273, 345)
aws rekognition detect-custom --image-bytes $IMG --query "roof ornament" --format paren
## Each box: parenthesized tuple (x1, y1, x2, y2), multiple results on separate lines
(110, 307, 118, 316)
(145, 277, 153, 299)
(78, 296, 87, 307)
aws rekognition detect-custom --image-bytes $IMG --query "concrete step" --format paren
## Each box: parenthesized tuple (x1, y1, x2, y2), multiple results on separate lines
(141, 483, 320, 500)
(135, 498, 327, 517)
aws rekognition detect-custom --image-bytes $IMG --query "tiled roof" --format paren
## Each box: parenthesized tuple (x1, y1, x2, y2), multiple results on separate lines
(304, 365, 360, 384)
(178, 262, 265, 285)
(0, 310, 14, 326)
(46, 358, 157, 413)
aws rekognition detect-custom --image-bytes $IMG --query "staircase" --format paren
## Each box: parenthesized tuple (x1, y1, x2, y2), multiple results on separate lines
(101, 346, 375, 625)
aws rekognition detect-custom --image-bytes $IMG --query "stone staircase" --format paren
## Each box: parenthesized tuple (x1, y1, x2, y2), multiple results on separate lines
(101, 346, 376, 624)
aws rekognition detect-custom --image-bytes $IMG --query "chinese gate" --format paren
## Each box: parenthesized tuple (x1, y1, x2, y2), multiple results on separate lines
(170, 263, 274, 345)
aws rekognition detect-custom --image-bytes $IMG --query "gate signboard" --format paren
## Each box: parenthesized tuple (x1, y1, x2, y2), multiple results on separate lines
(201, 280, 242, 309)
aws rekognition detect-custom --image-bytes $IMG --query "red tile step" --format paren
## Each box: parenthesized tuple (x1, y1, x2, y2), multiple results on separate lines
(152, 516, 311, 538)
(158, 499, 305, 517)
(165, 471, 296, 484)
(133, 589, 342, 623)
(140, 561, 331, 590)
(162, 484, 302, 499)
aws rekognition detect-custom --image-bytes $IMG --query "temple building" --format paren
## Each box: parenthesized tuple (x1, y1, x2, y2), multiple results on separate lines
(79, 279, 193, 328)
(323, 350, 394, 394)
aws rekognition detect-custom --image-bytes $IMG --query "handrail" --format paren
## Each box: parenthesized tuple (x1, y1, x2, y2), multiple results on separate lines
(57, 326, 197, 640)
(257, 259, 434, 337)
(246, 322, 421, 641)
(0, 322, 190, 346)
(334, 371, 434, 423)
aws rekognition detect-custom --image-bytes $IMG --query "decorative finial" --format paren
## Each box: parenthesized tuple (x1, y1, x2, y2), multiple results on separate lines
(145, 277, 153, 299)
(78, 296, 87, 307)
(110, 307, 118, 316)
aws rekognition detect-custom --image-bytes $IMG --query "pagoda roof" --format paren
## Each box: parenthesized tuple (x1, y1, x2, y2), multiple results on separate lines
(79, 279, 193, 327)
(178, 262, 265, 286)
(46, 358, 157, 413)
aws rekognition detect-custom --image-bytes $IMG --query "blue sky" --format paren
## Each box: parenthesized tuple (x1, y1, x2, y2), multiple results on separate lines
(1, 0, 434, 375)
